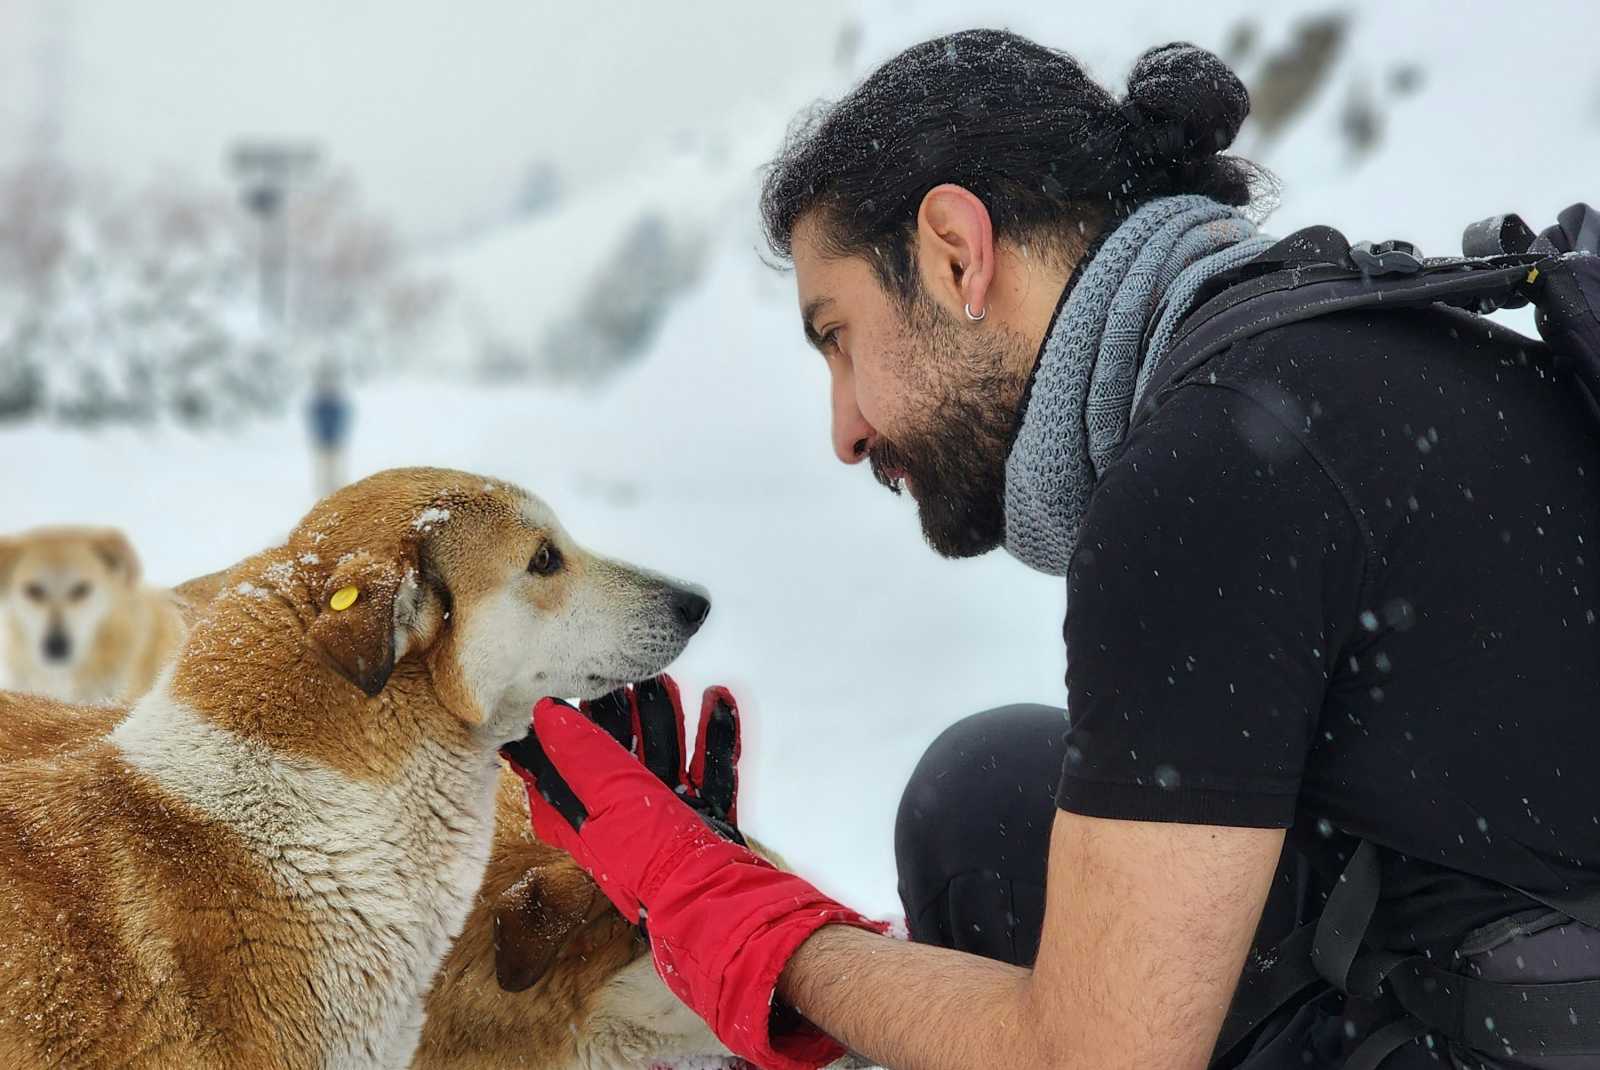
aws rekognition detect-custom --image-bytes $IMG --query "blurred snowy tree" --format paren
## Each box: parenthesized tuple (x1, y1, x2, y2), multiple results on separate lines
(0, 161, 440, 427)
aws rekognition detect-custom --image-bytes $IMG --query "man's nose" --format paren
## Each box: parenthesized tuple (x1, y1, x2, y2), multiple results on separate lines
(830, 373, 875, 466)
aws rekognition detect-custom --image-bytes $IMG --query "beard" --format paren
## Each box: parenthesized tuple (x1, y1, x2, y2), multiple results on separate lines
(866, 289, 1036, 559)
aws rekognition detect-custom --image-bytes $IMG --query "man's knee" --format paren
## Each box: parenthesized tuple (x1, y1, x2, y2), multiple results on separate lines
(896, 706, 1063, 893)
(896, 705, 1061, 851)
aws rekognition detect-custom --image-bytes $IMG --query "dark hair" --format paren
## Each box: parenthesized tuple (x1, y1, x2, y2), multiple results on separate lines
(760, 30, 1267, 298)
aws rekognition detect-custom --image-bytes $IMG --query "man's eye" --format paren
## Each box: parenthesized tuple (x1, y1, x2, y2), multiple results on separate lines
(821, 328, 841, 354)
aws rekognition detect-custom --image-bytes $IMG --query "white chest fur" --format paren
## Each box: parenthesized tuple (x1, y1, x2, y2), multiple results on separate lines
(111, 681, 499, 1070)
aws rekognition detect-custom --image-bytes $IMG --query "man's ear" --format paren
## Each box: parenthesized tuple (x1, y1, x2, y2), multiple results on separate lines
(492, 864, 599, 993)
(915, 183, 997, 318)
(306, 549, 423, 698)
(90, 529, 141, 588)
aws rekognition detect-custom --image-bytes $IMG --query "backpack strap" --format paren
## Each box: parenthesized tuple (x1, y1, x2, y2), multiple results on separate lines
(1213, 840, 1600, 1068)
(1140, 208, 1600, 436)
(1134, 252, 1547, 433)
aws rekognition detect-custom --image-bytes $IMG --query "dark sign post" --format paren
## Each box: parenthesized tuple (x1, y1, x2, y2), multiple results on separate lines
(228, 142, 351, 498)
(229, 142, 320, 327)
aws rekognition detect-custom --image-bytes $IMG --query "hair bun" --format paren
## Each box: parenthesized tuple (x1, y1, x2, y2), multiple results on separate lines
(1124, 42, 1250, 159)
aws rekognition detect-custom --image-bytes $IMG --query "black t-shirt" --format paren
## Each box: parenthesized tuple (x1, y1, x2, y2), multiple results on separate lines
(1056, 304, 1600, 954)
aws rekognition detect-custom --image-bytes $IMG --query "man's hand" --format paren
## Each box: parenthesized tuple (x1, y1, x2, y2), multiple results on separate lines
(500, 678, 884, 1070)
(580, 676, 747, 846)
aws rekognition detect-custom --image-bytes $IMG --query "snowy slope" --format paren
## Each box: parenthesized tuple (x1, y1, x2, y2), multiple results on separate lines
(422, 148, 746, 376)
(5, 0, 1600, 929)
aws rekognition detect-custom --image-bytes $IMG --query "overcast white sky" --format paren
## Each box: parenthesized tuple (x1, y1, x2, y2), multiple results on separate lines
(0, 0, 854, 239)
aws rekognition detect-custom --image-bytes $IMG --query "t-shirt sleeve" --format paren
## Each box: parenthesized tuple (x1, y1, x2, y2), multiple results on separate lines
(1056, 382, 1366, 828)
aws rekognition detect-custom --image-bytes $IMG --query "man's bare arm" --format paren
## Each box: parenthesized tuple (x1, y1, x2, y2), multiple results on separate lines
(779, 811, 1285, 1070)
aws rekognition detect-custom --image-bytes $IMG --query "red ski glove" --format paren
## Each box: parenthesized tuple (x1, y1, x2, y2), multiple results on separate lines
(501, 677, 882, 1070)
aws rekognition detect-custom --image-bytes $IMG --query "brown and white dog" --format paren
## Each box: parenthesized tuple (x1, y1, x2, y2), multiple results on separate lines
(0, 467, 713, 1069)
(0, 691, 735, 1070)
(0, 526, 187, 704)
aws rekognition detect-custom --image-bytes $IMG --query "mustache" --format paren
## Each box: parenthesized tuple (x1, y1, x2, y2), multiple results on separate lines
(867, 441, 909, 495)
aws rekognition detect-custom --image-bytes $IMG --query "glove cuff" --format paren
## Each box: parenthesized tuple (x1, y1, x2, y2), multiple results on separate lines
(726, 908, 889, 1070)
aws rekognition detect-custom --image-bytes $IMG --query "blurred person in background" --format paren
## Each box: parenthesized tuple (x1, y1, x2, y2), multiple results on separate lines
(503, 30, 1600, 1070)
(307, 359, 352, 497)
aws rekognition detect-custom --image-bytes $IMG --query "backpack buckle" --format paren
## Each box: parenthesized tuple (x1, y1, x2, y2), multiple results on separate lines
(1351, 240, 1425, 277)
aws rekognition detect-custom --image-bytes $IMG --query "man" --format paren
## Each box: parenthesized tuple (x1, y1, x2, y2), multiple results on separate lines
(504, 30, 1600, 1070)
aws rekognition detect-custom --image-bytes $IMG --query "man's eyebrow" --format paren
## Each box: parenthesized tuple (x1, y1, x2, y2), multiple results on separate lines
(801, 296, 834, 350)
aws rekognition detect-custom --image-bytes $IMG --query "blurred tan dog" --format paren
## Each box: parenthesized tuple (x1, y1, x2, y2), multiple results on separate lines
(0, 467, 713, 1070)
(0, 527, 187, 703)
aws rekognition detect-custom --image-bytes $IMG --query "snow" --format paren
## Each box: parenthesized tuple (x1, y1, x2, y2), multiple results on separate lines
(412, 507, 452, 532)
(3, 0, 1600, 944)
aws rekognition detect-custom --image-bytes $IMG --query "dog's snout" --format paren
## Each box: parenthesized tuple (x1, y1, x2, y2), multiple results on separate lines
(669, 589, 711, 634)
(42, 631, 71, 663)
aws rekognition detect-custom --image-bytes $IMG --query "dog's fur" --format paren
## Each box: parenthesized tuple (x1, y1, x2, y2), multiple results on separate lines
(0, 527, 187, 704)
(0, 467, 709, 1069)
(415, 771, 730, 1070)
(0, 690, 733, 1070)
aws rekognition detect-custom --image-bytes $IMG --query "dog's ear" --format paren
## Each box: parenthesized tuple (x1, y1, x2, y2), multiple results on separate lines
(89, 529, 141, 588)
(0, 539, 18, 594)
(306, 542, 446, 698)
(307, 550, 416, 697)
(492, 864, 599, 992)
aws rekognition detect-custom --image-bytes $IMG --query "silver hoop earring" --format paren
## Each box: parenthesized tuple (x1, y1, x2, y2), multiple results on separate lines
(964, 303, 986, 322)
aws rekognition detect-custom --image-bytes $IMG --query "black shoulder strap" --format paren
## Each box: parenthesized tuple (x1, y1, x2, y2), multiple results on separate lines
(1139, 209, 1600, 433)
(1134, 249, 1546, 433)
(1213, 839, 1600, 1068)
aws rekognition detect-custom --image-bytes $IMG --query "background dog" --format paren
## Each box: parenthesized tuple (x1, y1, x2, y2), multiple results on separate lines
(0, 467, 712, 1069)
(0, 526, 187, 704)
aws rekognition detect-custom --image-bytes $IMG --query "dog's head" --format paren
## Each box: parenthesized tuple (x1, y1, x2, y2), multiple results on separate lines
(0, 527, 141, 673)
(277, 467, 708, 744)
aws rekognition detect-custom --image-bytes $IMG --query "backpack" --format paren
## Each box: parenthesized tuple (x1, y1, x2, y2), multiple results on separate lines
(1148, 205, 1600, 1070)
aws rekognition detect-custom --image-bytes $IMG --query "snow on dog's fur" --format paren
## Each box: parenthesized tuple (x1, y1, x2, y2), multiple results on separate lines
(0, 467, 708, 1070)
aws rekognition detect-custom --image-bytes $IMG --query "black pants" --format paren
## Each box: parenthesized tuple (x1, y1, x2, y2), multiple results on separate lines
(895, 704, 1308, 967)
(894, 704, 1063, 964)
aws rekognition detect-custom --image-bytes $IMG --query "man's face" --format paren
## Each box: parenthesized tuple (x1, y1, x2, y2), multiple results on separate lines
(791, 217, 1035, 558)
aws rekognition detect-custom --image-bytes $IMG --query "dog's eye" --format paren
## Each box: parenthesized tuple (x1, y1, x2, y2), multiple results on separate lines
(23, 583, 47, 603)
(68, 582, 91, 602)
(528, 543, 563, 577)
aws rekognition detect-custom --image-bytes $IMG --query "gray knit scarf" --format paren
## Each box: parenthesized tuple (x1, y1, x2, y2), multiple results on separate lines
(1002, 195, 1275, 577)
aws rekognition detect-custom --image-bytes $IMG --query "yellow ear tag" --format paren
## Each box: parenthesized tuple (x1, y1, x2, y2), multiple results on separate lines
(330, 586, 360, 612)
